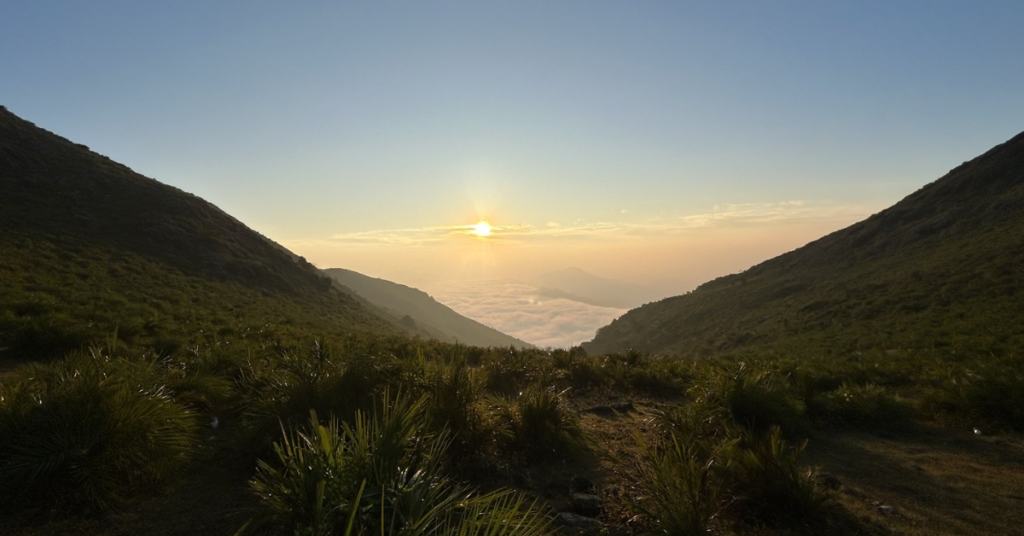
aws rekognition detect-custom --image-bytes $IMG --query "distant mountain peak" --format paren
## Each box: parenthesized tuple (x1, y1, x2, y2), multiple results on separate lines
(533, 267, 663, 310)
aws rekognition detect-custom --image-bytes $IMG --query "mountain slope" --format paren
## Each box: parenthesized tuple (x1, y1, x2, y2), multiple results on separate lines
(585, 131, 1024, 357)
(324, 268, 534, 349)
(0, 106, 401, 362)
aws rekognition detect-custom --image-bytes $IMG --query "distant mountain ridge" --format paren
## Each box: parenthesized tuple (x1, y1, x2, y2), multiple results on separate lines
(324, 268, 533, 349)
(585, 131, 1024, 356)
(0, 106, 402, 361)
(533, 267, 663, 309)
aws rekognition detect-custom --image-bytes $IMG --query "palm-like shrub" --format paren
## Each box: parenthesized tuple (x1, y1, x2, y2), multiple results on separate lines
(482, 346, 536, 396)
(242, 395, 552, 535)
(646, 397, 827, 530)
(421, 353, 482, 441)
(689, 363, 807, 436)
(921, 358, 1024, 430)
(163, 346, 238, 414)
(0, 349, 197, 511)
(487, 387, 586, 460)
(239, 340, 400, 453)
(624, 432, 735, 536)
(720, 427, 825, 526)
(810, 382, 913, 430)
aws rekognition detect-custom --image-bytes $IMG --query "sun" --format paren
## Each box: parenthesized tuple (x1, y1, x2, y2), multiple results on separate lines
(471, 221, 492, 237)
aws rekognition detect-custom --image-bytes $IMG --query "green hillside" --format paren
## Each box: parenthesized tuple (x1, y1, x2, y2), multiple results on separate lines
(0, 106, 400, 363)
(585, 130, 1024, 357)
(324, 268, 534, 349)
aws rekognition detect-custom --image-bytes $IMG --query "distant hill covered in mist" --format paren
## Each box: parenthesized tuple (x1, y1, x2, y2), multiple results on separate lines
(533, 267, 664, 309)
(324, 268, 534, 349)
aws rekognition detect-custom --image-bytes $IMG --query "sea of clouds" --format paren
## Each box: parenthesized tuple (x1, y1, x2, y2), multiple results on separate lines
(427, 279, 626, 349)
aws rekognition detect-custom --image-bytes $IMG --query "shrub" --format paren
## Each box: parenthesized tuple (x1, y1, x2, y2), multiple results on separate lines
(552, 348, 605, 391)
(920, 358, 1024, 430)
(242, 395, 551, 536)
(482, 346, 546, 395)
(809, 382, 913, 430)
(0, 350, 197, 511)
(162, 346, 239, 414)
(624, 432, 735, 535)
(239, 340, 400, 452)
(487, 387, 586, 460)
(690, 362, 807, 436)
(420, 352, 483, 443)
(720, 427, 826, 526)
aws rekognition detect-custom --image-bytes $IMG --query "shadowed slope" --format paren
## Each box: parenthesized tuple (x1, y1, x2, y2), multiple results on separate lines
(0, 106, 399, 361)
(585, 131, 1024, 356)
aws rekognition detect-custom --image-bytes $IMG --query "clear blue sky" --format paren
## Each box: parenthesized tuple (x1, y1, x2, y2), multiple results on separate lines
(3, 1, 1023, 287)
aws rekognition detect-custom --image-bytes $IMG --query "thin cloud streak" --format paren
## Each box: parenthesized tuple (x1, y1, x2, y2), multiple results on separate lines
(299, 200, 874, 248)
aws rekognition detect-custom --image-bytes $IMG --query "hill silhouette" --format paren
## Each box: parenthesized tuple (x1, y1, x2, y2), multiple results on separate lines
(533, 267, 663, 309)
(585, 130, 1024, 356)
(324, 268, 534, 348)
(0, 106, 400, 362)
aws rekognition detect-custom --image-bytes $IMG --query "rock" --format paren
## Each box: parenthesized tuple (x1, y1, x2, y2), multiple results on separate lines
(582, 405, 615, 416)
(571, 493, 603, 517)
(583, 402, 636, 416)
(611, 402, 636, 413)
(556, 512, 602, 529)
(877, 504, 896, 515)
(815, 472, 841, 490)
(570, 475, 594, 494)
(842, 487, 866, 499)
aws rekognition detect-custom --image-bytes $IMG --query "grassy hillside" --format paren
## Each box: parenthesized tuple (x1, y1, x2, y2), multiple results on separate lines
(585, 130, 1024, 357)
(0, 106, 400, 363)
(324, 268, 534, 349)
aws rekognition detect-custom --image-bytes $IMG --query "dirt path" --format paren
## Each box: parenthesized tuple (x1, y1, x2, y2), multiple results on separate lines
(803, 425, 1024, 536)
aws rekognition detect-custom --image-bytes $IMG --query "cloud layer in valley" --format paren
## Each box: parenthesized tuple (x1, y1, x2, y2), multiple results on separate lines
(426, 279, 625, 349)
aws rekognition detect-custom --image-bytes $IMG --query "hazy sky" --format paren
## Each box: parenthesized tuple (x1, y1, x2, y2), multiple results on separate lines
(4, 1, 1023, 293)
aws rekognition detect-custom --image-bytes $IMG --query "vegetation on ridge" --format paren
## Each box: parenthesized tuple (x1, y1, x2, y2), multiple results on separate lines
(0, 107, 410, 365)
(586, 129, 1024, 357)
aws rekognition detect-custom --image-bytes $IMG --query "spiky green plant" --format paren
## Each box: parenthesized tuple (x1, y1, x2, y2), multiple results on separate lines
(238, 340, 401, 453)
(810, 382, 913, 430)
(242, 394, 552, 535)
(689, 362, 807, 436)
(920, 357, 1024, 430)
(720, 427, 825, 526)
(421, 351, 483, 441)
(487, 386, 586, 460)
(0, 349, 197, 511)
(624, 431, 736, 536)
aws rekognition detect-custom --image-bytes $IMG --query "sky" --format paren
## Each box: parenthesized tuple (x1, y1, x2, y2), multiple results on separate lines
(4, 1, 1023, 346)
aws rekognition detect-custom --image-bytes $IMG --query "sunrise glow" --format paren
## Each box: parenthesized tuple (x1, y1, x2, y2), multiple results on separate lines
(471, 221, 492, 237)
